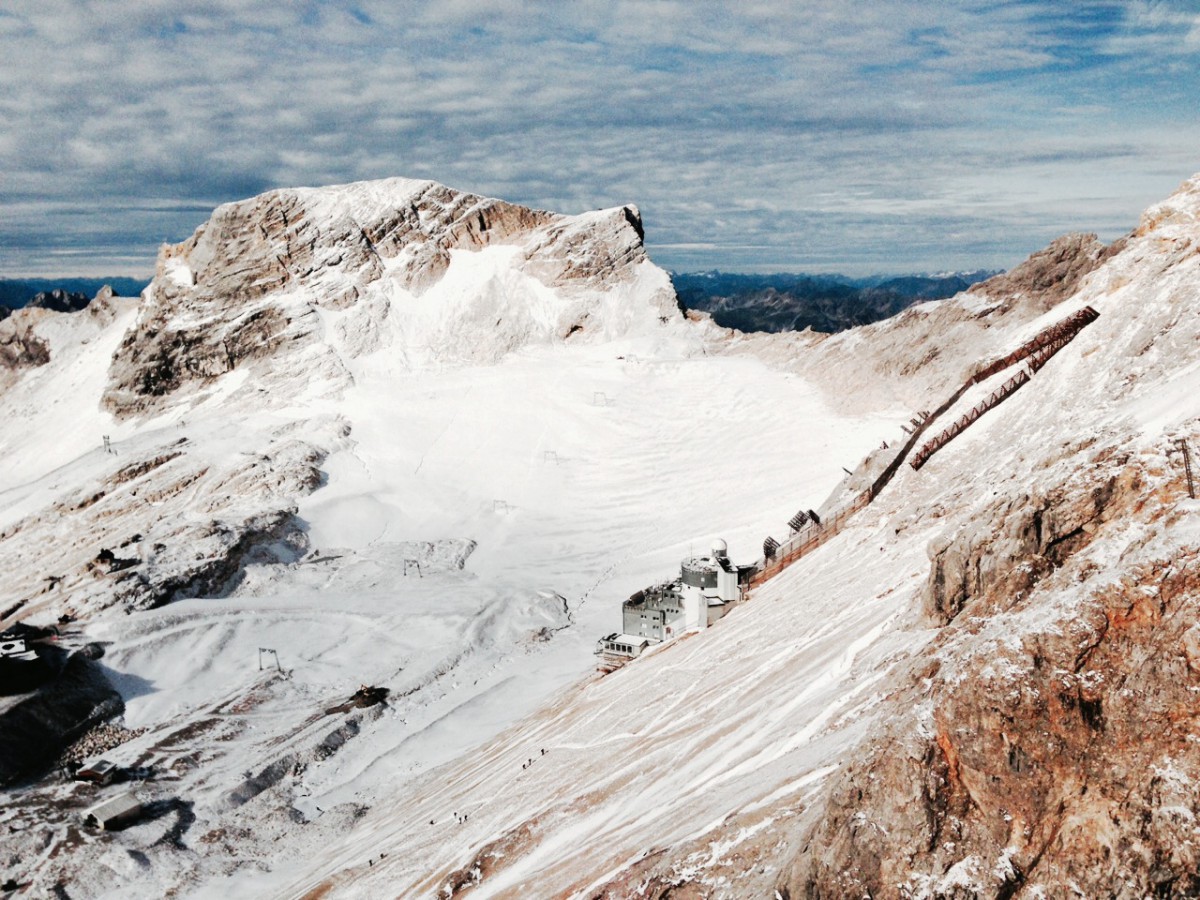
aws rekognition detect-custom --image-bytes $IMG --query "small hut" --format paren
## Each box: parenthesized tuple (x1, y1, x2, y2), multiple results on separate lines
(83, 793, 142, 831)
(75, 759, 119, 786)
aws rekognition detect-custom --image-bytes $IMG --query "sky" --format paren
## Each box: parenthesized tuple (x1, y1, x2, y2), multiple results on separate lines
(2, 0, 1200, 278)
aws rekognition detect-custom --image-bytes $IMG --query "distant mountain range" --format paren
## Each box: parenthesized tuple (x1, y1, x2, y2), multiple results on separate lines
(0, 272, 993, 335)
(0, 277, 148, 313)
(671, 269, 999, 333)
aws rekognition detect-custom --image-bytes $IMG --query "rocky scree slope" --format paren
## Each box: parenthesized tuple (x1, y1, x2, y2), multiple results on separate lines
(289, 175, 1200, 899)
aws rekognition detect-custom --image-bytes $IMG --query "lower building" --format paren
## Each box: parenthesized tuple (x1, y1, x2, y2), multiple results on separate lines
(83, 792, 143, 831)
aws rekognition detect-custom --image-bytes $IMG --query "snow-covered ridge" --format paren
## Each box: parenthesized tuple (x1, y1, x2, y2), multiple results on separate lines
(102, 177, 681, 418)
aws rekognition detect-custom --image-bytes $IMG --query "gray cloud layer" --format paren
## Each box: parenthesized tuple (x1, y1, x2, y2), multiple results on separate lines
(2, 0, 1199, 276)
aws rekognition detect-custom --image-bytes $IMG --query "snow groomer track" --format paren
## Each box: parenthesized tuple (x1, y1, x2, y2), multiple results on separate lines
(750, 304, 1100, 588)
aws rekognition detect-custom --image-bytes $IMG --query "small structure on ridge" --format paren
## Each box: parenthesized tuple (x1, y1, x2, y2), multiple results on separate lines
(83, 792, 143, 831)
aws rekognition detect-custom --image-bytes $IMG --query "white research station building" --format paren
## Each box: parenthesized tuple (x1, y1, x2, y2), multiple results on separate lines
(595, 539, 752, 672)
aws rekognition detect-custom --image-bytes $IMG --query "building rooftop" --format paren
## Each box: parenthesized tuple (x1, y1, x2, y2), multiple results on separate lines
(604, 634, 650, 647)
(624, 581, 682, 609)
(681, 554, 735, 573)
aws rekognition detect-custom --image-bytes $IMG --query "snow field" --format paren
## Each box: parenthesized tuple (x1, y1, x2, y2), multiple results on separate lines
(38, 320, 909, 900)
(268, 498, 939, 899)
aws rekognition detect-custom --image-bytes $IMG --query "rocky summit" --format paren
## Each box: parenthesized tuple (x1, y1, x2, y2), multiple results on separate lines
(103, 178, 678, 418)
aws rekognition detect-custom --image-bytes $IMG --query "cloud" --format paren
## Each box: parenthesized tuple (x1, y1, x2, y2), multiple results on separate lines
(0, 0, 1197, 276)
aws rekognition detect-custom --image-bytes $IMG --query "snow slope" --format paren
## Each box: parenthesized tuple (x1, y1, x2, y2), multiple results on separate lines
(267, 175, 1200, 898)
(0, 178, 907, 897)
(7, 173, 1199, 899)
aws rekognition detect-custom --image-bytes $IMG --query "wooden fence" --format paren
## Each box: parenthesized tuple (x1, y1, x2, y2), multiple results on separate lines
(751, 491, 871, 586)
(910, 304, 1099, 471)
(909, 370, 1030, 470)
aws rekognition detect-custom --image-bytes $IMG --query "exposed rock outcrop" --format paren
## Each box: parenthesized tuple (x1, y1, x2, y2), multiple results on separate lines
(0, 649, 124, 786)
(0, 313, 50, 376)
(103, 178, 675, 418)
(785, 429, 1200, 898)
(113, 507, 308, 611)
(967, 232, 1125, 314)
(792, 554, 1200, 898)
(0, 423, 335, 624)
(923, 442, 1133, 625)
(771, 183, 1200, 897)
(0, 287, 128, 390)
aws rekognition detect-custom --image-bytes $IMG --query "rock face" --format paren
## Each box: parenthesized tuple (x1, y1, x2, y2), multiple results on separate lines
(787, 435, 1199, 898)
(0, 649, 124, 786)
(103, 178, 677, 418)
(0, 313, 50, 376)
(923, 447, 1129, 626)
(966, 232, 1124, 314)
(0, 288, 128, 389)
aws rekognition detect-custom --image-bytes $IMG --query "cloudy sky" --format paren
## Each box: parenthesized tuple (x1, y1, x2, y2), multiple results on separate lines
(3, 1, 1199, 277)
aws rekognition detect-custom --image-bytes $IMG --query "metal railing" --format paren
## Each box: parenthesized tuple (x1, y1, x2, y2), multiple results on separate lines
(909, 370, 1030, 470)
(969, 306, 1099, 385)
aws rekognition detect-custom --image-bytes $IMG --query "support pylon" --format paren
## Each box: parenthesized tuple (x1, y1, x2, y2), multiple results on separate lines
(1177, 439, 1195, 500)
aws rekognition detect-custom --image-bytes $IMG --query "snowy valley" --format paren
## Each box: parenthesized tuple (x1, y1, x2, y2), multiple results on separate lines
(2, 173, 1200, 899)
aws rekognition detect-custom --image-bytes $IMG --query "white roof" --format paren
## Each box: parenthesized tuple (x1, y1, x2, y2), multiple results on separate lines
(80, 758, 118, 773)
(85, 792, 141, 821)
(0, 638, 29, 656)
(605, 634, 650, 647)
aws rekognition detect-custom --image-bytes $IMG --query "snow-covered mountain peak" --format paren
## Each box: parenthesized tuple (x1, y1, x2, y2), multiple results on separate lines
(102, 177, 680, 418)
